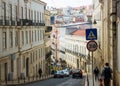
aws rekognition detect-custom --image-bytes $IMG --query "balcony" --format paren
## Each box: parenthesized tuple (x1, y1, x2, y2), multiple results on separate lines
(0, 20, 3, 26)
(0, 16, 10, 26)
(17, 19, 33, 26)
(33, 20, 45, 26)
(10, 20, 15, 26)
(0, 17, 46, 26)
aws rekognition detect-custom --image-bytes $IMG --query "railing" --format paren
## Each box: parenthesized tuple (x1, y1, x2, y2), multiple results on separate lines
(33, 20, 45, 26)
(0, 16, 3, 25)
(0, 16, 9, 26)
(0, 16, 45, 26)
(0, 74, 53, 86)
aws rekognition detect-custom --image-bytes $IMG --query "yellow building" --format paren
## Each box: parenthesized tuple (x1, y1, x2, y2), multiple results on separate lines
(0, 0, 46, 82)
(100, 0, 119, 85)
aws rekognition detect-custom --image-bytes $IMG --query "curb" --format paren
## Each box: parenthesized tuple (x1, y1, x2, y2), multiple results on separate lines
(2, 75, 53, 86)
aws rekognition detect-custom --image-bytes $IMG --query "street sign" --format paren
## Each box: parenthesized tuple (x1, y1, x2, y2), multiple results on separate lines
(87, 40, 97, 52)
(86, 29, 97, 40)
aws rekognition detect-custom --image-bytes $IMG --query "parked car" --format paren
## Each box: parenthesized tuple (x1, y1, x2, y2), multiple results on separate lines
(72, 69, 83, 78)
(54, 70, 64, 78)
(62, 69, 70, 77)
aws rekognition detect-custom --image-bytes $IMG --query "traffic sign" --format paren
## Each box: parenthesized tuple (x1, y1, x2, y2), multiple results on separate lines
(86, 29, 97, 40)
(87, 40, 97, 52)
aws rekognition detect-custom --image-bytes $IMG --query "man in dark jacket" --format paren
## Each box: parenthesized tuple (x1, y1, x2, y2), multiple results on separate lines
(101, 63, 112, 86)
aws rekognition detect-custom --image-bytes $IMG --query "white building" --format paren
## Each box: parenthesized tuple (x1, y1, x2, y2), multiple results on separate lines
(64, 30, 89, 71)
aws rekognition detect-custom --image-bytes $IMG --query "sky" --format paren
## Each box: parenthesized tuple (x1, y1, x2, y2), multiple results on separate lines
(42, 0, 93, 8)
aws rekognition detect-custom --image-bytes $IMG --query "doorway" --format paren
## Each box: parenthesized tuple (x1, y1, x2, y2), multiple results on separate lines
(4, 63, 8, 81)
(26, 58, 29, 77)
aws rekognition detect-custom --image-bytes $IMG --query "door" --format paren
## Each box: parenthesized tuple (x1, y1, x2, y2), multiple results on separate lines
(26, 58, 29, 77)
(4, 63, 8, 81)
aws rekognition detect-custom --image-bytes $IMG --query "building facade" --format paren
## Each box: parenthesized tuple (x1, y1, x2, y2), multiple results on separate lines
(100, 0, 119, 85)
(0, 0, 46, 81)
(116, 0, 120, 85)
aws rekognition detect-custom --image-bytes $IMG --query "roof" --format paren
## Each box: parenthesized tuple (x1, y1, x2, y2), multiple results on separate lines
(72, 29, 85, 36)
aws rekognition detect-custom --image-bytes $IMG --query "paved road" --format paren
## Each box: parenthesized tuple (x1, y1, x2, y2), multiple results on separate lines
(24, 76, 85, 86)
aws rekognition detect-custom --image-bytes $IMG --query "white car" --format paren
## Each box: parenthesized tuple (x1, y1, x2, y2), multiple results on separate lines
(54, 70, 64, 78)
(62, 70, 70, 77)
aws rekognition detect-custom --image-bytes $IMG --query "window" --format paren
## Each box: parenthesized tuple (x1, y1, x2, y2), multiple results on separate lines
(29, 30, 31, 43)
(36, 50, 37, 60)
(42, 13, 44, 23)
(21, 7, 23, 19)
(25, 7, 27, 19)
(37, 11, 39, 22)
(9, 4, 12, 20)
(32, 31, 34, 42)
(3, 2, 6, 20)
(10, 31, 13, 47)
(3, 32, 7, 49)
(38, 30, 39, 41)
(35, 30, 36, 41)
(31, 10, 33, 20)
(39, 49, 40, 58)
(30, 53, 32, 64)
(22, 31, 24, 45)
(34, 11, 36, 22)
(15, 31, 18, 46)
(40, 12, 41, 22)
(11, 59, 14, 72)
(29, 9, 30, 19)
(33, 52, 35, 62)
(41, 30, 42, 40)
(23, 56, 25, 68)
(26, 31, 28, 44)
(15, 5, 17, 21)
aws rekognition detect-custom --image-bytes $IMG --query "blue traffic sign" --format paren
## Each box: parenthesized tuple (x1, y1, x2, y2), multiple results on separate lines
(86, 28, 97, 40)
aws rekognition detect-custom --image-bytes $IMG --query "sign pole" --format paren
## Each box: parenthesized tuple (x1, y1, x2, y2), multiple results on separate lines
(92, 51, 94, 86)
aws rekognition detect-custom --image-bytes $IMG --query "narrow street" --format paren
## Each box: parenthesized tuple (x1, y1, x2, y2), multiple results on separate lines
(24, 76, 85, 86)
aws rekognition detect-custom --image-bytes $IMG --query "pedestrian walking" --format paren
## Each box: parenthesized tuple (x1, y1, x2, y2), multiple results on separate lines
(38, 68, 42, 78)
(94, 66, 99, 81)
(101, 63, 112, 86)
